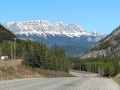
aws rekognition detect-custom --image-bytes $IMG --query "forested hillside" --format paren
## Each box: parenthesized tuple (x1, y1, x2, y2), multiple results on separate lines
(0, 24, 16, 42)
(0, 25, 70, 72)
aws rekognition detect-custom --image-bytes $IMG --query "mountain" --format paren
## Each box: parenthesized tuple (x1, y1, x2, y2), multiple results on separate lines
(4, 20, 101, 37)
(3, 20, 106, 56)
(80, 25, 120, 59)
(0, 24, 16, 43)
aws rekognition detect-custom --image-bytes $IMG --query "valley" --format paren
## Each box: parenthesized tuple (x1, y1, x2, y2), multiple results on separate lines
(0, 21, 120, 90)
(3, 20, 106, 57)
(1, 0, 120, 90)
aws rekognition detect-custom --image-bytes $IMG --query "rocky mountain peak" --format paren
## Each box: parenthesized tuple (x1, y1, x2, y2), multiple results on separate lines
(4, 20, 102, 38)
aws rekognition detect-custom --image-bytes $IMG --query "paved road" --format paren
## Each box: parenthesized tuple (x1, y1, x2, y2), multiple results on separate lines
(0, 72, 90, 90)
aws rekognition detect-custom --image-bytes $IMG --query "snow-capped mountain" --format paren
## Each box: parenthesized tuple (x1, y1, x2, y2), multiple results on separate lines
(3, 20, 106, 56)
(4, 20, 101, 37)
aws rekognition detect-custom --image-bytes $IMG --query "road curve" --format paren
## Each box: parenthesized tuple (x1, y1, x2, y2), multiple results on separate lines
(0, 72, 90, 90)
(0, 71, 120, 90)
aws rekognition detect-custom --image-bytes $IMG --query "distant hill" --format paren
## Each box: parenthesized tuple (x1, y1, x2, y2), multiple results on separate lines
(80, 25, 120, 59)
(55, 44, 94, 57)
(0, 24, 16, 43)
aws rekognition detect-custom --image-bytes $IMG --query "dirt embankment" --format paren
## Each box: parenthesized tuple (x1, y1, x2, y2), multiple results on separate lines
(0, 60, 42, 80)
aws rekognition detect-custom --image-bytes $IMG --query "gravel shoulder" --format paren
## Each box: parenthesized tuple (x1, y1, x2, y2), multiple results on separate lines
(78, 77, 120, 90)
(72, 71, 120, 90)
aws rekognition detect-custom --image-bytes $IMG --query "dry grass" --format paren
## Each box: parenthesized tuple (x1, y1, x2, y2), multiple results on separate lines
(0, 59, 23, 66)
(0, 59, 73, 80)
(113, 74, 120, 86)
(36, 69, 74, 77)
(0, 65, 43, 80)
(0, 59, 42, 80)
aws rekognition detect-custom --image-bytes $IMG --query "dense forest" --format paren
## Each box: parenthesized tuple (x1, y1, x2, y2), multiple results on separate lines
(0, 24, 70, 72)
(21, 40, 70, 72)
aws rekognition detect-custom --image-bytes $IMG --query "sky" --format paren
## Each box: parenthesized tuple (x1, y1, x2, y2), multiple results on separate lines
(0, 0, 120, 34)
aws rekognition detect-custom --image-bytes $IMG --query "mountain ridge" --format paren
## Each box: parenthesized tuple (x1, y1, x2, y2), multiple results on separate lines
(4, 20, 102, 38)
(80, 25, 120, 59)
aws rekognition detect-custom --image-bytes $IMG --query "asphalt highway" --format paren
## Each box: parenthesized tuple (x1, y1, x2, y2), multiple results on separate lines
(0, 72, 90, 90)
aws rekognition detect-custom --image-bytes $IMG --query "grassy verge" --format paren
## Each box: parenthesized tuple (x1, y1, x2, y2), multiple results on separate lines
(36, 69, 74, 77)
(0, 65, 43, 80)
(0, 60, 73, 80)
(113, 74, 120, 86)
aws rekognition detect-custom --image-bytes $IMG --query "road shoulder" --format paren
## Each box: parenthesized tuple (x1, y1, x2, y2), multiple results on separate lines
(77, 77, 120, 90)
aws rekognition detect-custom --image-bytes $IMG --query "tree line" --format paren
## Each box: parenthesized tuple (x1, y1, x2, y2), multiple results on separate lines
(21, 40, 70, 72)
(71, 58, 120, 77)
(0, 39, 70, 72)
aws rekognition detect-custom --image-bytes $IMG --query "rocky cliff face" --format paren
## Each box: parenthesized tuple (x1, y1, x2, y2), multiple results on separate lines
(80, 25, 120, 59)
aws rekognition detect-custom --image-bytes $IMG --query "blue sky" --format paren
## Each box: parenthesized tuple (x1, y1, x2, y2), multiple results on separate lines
(0, 0, 120, 34)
